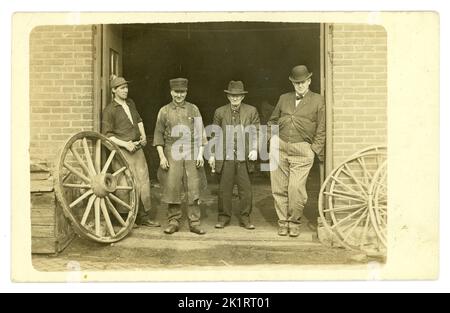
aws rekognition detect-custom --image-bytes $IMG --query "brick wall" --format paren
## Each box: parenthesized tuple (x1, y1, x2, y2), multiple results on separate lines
(30, 25, 94, 166)
(331, 24, 387, 166)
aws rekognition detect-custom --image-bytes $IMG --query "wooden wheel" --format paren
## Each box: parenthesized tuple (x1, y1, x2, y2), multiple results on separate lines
(369, 160, 387, 248)
(54, 131, 138, 243)
(318, 146, 387, 251)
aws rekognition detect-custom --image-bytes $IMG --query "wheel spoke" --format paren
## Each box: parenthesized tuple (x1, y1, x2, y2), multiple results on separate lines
(330, 175, 363, 198)
(94, 198, 101, 236)
(63, 183, 91, 189)
(342, 210, 368, 242)
(95, 139, 102, 174)
(324, 191, 366, 203)
(82, 137, 97, 176)
(63, 162, 90, 184)
(105, 196, 127, 227)
(70, 147, 91, 176)
(112, 166, 127, 177)
(101, 150, 116, 174)
(323, 203, 367, 213)
(374, 181, 387, 189)
(81, 194, 96, 226)
(342, 165, 368, 197)
(359, 209, 371, 248)
(62, 171, 71, 183)
(357, 157, 373, 185)
(108, 193, 132, 211)
(116, 186, 133, 191)
(330, 206, 366, 229)
(100, 199, 116, 237)
(69, 189, 93, 208)
(331, 189, 366, 201)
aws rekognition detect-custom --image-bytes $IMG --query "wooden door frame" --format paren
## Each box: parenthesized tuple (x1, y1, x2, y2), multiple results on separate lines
(323, 23, 333, 177)
(93, 24, 102, 133)
(93, 24, 124, 133)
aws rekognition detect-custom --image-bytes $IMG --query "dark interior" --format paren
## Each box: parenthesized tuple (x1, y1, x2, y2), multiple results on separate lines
(120, 22, 322, 222)
(122, 22, 321, 131)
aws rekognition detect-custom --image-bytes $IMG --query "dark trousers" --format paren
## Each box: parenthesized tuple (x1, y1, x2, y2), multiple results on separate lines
(217, 160, 252, 224)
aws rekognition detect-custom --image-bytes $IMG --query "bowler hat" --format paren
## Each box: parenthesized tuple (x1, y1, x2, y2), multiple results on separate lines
(224, 80, 248, 95)
(289, 65, 312, 82)
(110, 76, 131, 89)
(170, 78, 188, 91)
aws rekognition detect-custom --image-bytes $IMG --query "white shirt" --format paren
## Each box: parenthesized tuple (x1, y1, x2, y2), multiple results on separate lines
(119, 102, 134, 124)
(295, 90, 309, 107)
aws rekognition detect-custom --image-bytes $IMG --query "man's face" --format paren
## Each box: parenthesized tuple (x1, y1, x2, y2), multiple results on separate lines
(227, 94, 245, 107)
(292, 78, 311, 95)
(170, 89, 187, 104)
(113, 84, 128, 100)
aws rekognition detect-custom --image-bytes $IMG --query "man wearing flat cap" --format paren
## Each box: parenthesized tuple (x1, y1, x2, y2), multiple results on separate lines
(268, 65, 325, 237)
(153, 78, 208, 235)
(102, 76, 160, 228)
(208, 81, 260, 230)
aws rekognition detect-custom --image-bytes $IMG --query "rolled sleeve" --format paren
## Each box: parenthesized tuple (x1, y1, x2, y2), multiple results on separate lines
(152, 108, 166, 147)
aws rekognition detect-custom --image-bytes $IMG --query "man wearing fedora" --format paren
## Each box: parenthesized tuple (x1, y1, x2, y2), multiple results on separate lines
(268, 65, 325, 237)
(208, 81, 260, 230)
(102, 76, 161, 228)
(153, 78, 208, 235)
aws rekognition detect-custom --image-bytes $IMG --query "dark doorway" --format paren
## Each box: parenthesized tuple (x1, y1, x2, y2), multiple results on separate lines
(121, 22, 322, 224)
(122, 22, 321, 132)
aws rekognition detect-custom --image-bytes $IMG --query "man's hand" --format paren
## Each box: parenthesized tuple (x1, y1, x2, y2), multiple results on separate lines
(196, 153, 204, 168)
(160, 155, 170, 170)
(208, 156, 215, 172)
(140, 136, 147, 147)
(248, 150, 258, 161)
(125, 141, 136, 152)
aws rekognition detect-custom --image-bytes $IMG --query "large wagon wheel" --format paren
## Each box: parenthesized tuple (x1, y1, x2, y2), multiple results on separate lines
(369, 160, 387, 248)
(318, 146, 387, 251)
(55, 131, 139, 243)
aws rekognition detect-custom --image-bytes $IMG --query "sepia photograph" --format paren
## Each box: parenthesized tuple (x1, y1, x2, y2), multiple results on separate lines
(11, 11, 439, 282)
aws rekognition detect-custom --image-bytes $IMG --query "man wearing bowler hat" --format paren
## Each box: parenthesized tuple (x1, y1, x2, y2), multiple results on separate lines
(268, 65, 325, 237)
(153, 78, 208, 235)
(102, 76, 161, 228)
(208, 81, 260, 229)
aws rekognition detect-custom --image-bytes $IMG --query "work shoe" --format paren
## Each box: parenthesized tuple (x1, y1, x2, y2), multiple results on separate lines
(164, 224, 179, 234)
(215, 221, 229, 229)
(278, 226, 288, 236)
(289, 227, 300, 237)
(239, 222, 256, 230)
(190, 226, 206, 235)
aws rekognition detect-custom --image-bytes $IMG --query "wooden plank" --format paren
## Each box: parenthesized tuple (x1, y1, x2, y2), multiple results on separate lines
(30, 162, 50, 173)
(32, 237, 57, 254)
(31, 214, 55, 226)
(32, 233, 75, 254)
(30, 192, 55, 208)
(31, 225, 55, 238)
(31, 171, 50, 180)
(30, 179, 54, 192)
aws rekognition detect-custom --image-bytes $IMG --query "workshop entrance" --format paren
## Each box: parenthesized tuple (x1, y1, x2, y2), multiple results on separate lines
(95, 22, 325, 229)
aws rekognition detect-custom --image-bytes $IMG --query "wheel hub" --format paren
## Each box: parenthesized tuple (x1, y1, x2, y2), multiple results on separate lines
(91, 173, 117, 197)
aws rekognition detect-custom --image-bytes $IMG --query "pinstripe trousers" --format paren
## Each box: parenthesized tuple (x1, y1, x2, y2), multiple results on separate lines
(270, 137, 315, 228)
